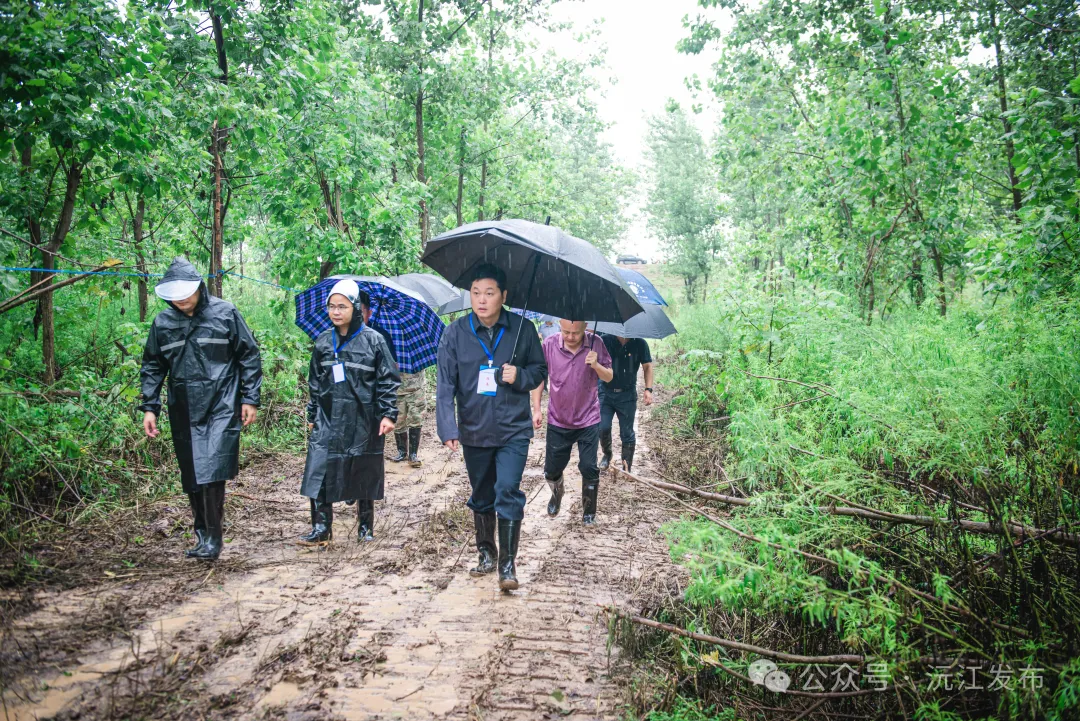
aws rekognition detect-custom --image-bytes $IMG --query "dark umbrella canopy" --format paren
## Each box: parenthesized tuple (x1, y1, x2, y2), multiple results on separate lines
(422, 219, 643, 323)
(392, 272, 461, 310)
(594, 304, 676, 340)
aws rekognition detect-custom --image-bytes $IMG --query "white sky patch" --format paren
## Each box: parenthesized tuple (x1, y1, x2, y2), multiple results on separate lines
(543, 0, 729, 258)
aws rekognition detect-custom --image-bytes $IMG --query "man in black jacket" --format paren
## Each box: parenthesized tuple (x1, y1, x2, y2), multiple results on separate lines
(436, 264, 547, 590)
(140, 258, 262, 561)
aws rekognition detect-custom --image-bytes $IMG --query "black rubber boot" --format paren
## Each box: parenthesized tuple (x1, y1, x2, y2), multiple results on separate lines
(621, 443, 636, 474)
(408, 427, 422, 468)
(599, 428, 613, 471)
(469, 512, 497, 576)
(582, 480, 599, 525)
(299, 489, 333, 545)
(497, 518, 521, 591)
(185, 489, 208, 557)
(298, 498, 318, 541)
(391, 432, 408, 462)
(192, 482, 225, 560)
(546, 475, 564, 517)
(357, 500, 375, 542)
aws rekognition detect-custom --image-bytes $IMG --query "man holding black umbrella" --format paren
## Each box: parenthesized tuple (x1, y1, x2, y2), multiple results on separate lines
(436, 263, 547, 591)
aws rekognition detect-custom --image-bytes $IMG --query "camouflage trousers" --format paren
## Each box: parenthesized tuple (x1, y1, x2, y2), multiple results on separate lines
(397, 372, 426, 429)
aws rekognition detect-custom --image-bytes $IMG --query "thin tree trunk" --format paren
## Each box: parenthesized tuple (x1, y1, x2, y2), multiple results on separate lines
(415, 0, 429, 245)
(989, 4, 1023, 214)
(39, 159, 83, 383)
(209, 120, 224, 297)
(929, 242, 947, 316)
(133, 195, 148, 322)
(208, 13, 229, 298)
(455, 126, 466, 227)
(478, 18, 495, 222)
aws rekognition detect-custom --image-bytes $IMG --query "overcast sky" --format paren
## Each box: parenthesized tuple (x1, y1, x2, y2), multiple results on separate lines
(542, 0, 727, 257)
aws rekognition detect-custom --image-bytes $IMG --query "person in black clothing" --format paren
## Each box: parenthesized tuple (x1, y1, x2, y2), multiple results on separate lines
(301, 279, 400, 544)
(436, 263, 547, 591)
(140, 257, 263, 561)
(598, 334, 654, 473)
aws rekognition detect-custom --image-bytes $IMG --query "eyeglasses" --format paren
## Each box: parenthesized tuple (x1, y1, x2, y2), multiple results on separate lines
(327, 304, 352, 312)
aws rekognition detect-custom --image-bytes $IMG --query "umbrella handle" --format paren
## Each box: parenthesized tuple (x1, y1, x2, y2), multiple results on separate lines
(509, 255, 541, 367)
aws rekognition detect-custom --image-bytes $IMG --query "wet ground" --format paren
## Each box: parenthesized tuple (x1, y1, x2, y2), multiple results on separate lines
(3, 413, 682, 720)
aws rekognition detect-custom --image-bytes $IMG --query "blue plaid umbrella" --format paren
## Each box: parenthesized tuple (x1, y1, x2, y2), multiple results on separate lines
(295, 275, 444, 374)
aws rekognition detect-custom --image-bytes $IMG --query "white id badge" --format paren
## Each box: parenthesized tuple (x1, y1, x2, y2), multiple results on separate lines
(332, 363, 346, 383)
(477, 365, 498, 396)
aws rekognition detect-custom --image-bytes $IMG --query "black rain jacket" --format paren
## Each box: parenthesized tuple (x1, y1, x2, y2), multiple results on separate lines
(302, 307, 400, 503)
(139, 258, 262, 492)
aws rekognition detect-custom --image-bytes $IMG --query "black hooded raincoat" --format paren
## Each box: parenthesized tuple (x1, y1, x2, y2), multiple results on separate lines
(301, 309, 400, 503)
(139, 258, 263, 493)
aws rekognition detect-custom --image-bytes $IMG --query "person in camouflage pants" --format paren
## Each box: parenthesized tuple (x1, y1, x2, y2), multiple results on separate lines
(391, 371, 426, 467)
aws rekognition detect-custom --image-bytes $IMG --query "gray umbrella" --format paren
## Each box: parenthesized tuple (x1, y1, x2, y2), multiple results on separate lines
(392, 272, 461, 310)
(594, 304, 677, 340)
(422, 219, 643, 323)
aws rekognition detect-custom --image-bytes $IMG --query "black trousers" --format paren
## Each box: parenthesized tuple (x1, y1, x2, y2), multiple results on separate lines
(543, 423, 600, 484)
(462, 436, 530, 521)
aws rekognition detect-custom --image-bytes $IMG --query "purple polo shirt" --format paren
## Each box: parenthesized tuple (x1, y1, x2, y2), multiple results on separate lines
(542, 332, 612, 430)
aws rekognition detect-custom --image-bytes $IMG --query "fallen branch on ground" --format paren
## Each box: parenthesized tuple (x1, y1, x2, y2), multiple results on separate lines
(621, 469, 1080, 548)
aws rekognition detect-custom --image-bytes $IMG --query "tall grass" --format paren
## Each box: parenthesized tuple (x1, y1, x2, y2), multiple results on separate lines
(630, 272, 1080, 720)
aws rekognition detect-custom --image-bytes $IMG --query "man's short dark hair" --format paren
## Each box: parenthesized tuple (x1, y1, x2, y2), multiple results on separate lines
(470, 263, 506, 292)
(358, 290, 371, 308)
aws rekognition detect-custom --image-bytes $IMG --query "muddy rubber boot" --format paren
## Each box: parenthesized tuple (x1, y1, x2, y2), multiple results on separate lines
(185, 489, 208, 557)
(298, 498, 319, 542)
(408, 427, 422, 468)
(357, 500, 375, 542)
(598, 429, 613, 471)
(582, 480, 599, 525)
(546, 474, 564, 517)
(621, 443, 636, 474)
(391, 431, 408, 462)
(192, 482, 225, 560)
(299, 489, 333, 545)
(469, 512, 497, 577)
(497, 518, 521, 591)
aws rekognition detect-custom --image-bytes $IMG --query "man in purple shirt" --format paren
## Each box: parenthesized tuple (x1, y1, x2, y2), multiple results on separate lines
(530, 320, 613, 524)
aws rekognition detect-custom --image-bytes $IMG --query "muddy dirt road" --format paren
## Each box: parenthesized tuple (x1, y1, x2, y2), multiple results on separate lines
(4, 420, 682, 720)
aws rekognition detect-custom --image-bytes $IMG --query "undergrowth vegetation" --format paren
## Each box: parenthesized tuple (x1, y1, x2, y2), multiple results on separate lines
(628, 274, 1080, 720)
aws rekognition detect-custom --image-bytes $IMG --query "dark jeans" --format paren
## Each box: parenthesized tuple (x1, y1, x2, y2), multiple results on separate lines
(543, 423, 599, 484)
(600, 388, 637, 446)
(462, 436, 530, 521)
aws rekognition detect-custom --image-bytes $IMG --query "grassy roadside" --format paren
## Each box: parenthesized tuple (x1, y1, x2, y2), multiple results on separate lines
(618, 269, 1080, 720)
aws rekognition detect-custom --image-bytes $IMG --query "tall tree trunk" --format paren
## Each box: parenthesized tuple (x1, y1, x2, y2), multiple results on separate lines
(989, 4, 1023, 214)
(38, 158, 83, 383)
(133, 195, 148, 322)
(209, 120, 225, 297)
(910, 249, 925, 307)
(415, 0, 429, 245)
(455, 126, 466, 227)
(478, 18, 495, 222)
(208, 13, 229, 298)
(929, 242, 947, 316)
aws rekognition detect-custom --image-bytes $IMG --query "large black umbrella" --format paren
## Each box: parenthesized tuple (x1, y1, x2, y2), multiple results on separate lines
(594, 304, 677, 340)
(421, 219, 643, 323)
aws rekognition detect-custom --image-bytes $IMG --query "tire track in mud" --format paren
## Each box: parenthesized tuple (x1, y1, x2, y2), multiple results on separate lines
(4, 419, 680, 721)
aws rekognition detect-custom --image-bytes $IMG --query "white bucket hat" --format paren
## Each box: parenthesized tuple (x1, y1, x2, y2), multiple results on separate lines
(154, 279, 202, 301)
(327, 278, 360, 305)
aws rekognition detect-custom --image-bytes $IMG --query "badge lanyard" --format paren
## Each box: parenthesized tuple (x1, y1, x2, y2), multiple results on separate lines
(331, 323, 363, 383)
(469, 314, 504, 396)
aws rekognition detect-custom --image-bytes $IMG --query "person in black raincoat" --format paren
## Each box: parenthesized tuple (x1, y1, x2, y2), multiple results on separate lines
(140, 257, 263, 561)
(300, 279, 400, 544)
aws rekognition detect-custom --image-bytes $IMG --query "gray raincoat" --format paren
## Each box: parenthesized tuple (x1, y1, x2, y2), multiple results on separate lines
(301, 311, 400, 503)
(139, 258, 263, 493)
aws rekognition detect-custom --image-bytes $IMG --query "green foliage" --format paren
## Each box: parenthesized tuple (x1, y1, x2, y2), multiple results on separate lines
(648, 272, 1080, 716)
